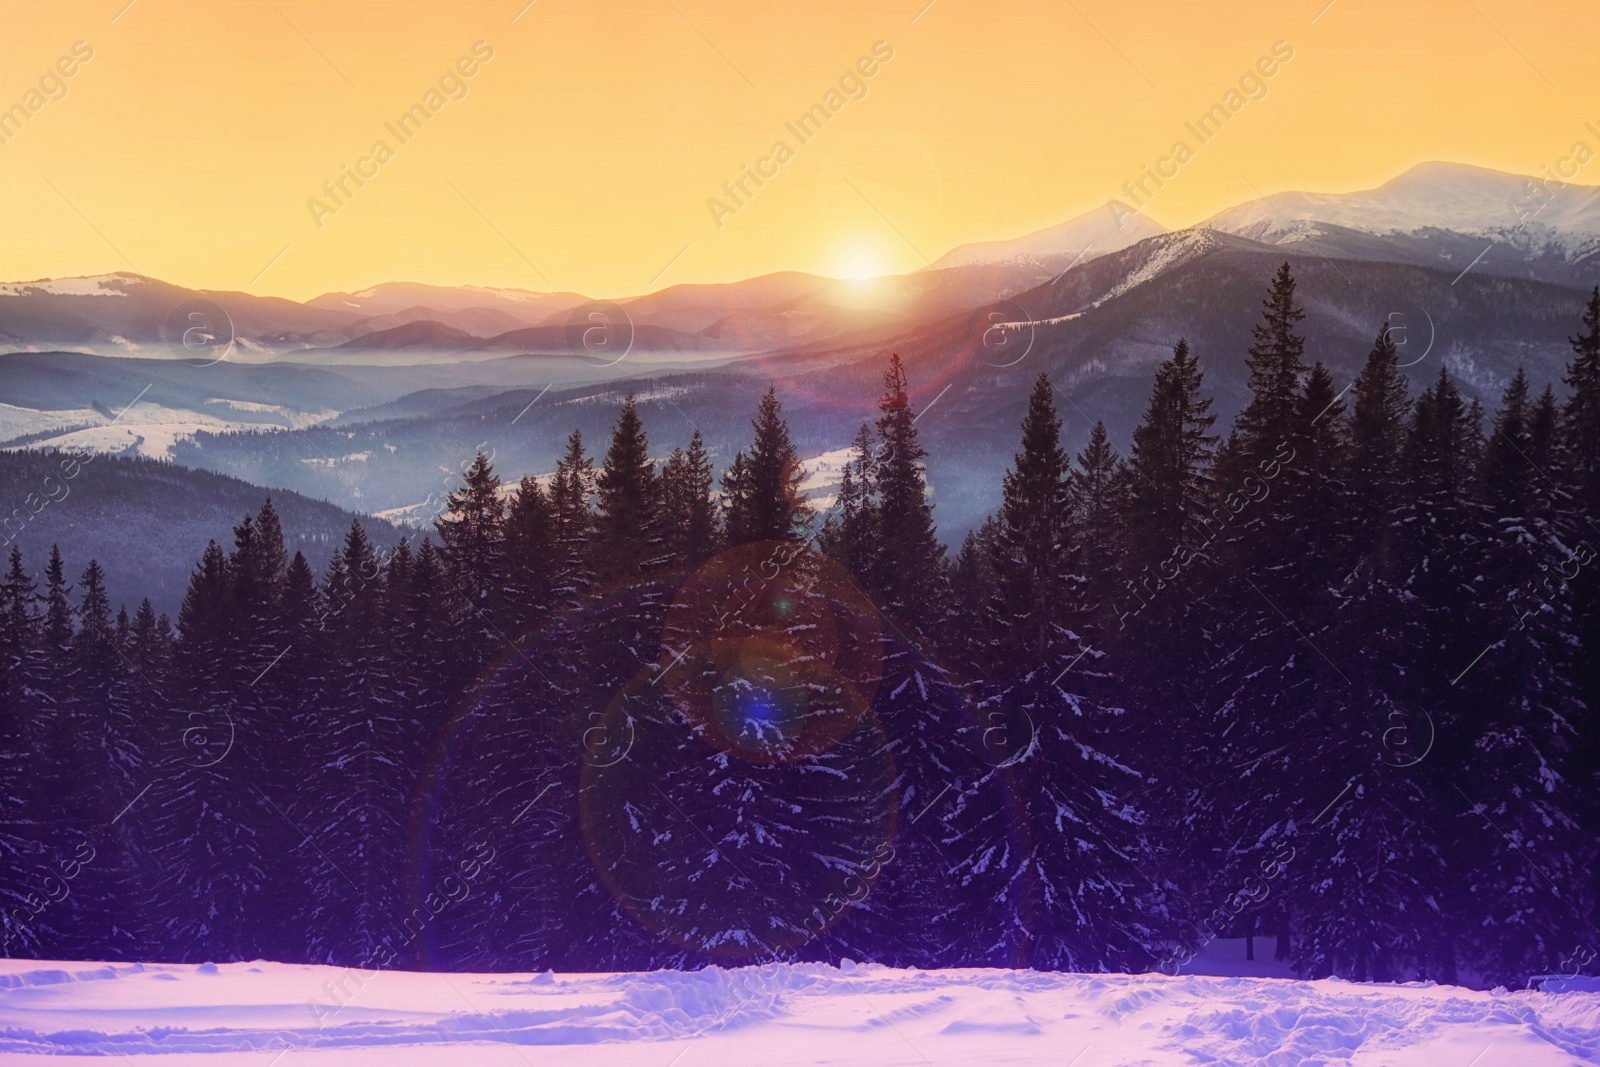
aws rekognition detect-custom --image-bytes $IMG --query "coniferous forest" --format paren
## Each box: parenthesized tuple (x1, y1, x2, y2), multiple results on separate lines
(5, 265, 1600, 989)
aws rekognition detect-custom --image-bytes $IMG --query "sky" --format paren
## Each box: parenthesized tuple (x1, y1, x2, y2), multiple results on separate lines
(0, 0, 1594, 301)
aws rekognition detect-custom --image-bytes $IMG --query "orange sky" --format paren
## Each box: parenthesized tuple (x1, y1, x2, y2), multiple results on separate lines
(0, 0, 1592, 300)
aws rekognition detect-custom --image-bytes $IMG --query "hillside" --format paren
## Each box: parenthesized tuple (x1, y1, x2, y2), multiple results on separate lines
(0, 450, 400, 615)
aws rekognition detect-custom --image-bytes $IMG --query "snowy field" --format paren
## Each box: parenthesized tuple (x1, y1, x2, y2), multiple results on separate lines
(1, 950, 1596, 1065)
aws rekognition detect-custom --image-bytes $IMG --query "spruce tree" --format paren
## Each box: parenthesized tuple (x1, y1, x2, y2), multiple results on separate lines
(1231, 261, 1308, 470)
(1558, 289, 1600, 845)
(1344, 324, 1411, 569)
(869, 355, 945, 625)
(301, 520, 406, 965)
(1448, 369, 1589, 984)
(1121, 339, 1217, 632)
(0, 548, 37, 730)
(817, 424, 878, 580)
(1482, 369, 1534, 519)
(437, 452, 507, 640)
(987, 373, 1076, 667)
(550, 430, 597, 606)
(504, 475, 558, 626)
(1562, 286, 1600, 507)
(723, 387, 812, 546)
(593, 395, 661, 586)
(57, 561, 145, 958)
(0, 549, 41, 957)
(150, 539, 267, 960)
(659, 429, 720, 573)
(40, 546, 73, 709)
(1068, 420, 1128, 636)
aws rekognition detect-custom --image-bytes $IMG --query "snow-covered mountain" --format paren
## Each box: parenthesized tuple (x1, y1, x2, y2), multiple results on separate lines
(931, 202, 1168, 271)
(3, 163, 1594, 364)
(1204, 161, 1600, 259)
(307, 280, 589, 324)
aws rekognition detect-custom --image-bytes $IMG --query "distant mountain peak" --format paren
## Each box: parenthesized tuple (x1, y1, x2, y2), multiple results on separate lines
(931, 203, 1168, 271)
(1203, 160, 1600, 251)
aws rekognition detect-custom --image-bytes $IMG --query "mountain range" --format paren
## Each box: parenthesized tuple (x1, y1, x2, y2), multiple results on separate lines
(3, 160, 1598, 612)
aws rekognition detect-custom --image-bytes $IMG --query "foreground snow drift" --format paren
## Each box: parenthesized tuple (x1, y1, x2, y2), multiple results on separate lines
(0, 957, 1596, 1065)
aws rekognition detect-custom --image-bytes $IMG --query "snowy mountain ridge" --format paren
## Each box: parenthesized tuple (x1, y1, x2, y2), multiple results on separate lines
(1203, 160, 1600, 257)
(931, 201, 1168, 270)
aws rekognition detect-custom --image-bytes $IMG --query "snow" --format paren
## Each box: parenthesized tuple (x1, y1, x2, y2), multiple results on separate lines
(1205, 161, 1600, 250)
(932, 203, 1167, 270)
(799, 447, 853, 493)
(564, 385, 694, 406)
(1097, 229, 1218, 305)
(798, 447, 856, 513)
(300, 451, 373, 467)
(0, 403, 103, 443)
(0, 274, 143, 297)
(17, 401, 335, 460)
(1, 953, 1594, 1064)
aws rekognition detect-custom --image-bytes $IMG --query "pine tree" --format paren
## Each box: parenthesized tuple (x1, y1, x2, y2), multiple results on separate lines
(40, 546, 73, 709)
(659, 430, 720, 572)
(1231, 261, 1308, 471)
(437, 452, 507, 643)
(1558, 289, 1600, 849)
(1482, 369, 1534, 519)
(869, 355, 945, 625)
(946, 521, 997, 670)
(1068, 420, 1128, 635)
(550, 429, 597, 605)
(1562, 286, 1600, 507)
(504, 475, 558, 626)
(723, 387, 812, 546)
(593, 395, 661, 586)
(957, 373, 1157, 971)
(987, 373, 1077, 668)
(1284, 362, 1348, 582)
(0, 549, 41, 957)
(1434, 369, 1590, 984)
(55, 561, 145, 957)
(0, 548, 37, 730)
(150, 539, 267, 960)
(1120, 339, 1217, 636)
(1345, 324, 1411, 569)
(301, 520, 406, 965)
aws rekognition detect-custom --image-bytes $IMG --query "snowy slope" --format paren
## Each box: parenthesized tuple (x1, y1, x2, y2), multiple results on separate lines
(1, 955, 1595, 1064)
(0, 274, 140, 298)
(932, 203, 1168, 271)
(1205, 161, 1600, 253)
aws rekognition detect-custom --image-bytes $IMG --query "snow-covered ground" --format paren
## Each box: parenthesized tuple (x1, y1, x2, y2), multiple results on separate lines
(1, 949, 1595, 1064)
(9, 401, 339, 458)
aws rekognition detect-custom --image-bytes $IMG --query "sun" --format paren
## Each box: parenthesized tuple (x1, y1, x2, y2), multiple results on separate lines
(832, 241, 888, 284)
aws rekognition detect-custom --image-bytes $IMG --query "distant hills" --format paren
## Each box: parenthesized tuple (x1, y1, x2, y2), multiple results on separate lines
(0, 450, 399, 616)
(0, 161, 1591, 364)
(3, 160, 1598, 547)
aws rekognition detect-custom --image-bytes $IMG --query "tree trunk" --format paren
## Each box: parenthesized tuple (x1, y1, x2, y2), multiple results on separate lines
(1245, 933, 1255, 961)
